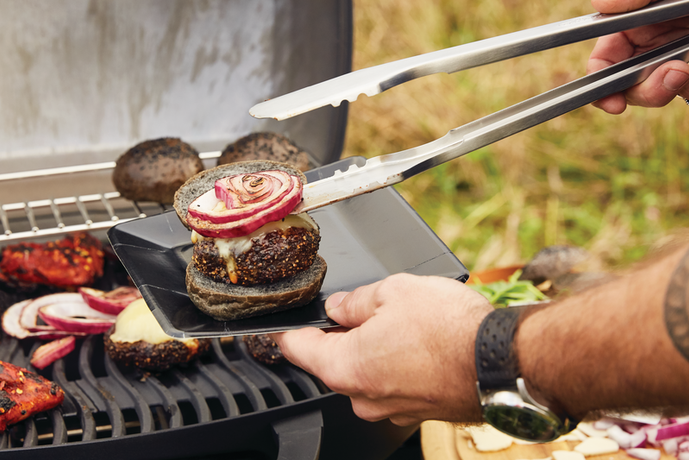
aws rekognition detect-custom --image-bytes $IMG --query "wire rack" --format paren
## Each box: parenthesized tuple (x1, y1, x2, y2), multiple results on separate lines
(0, 151, 220, 243)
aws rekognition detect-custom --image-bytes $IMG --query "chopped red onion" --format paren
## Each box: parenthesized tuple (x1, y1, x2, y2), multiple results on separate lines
(655, 422, 689, 441)
(607, 424, 647, 449)
(30, 336, 75, 369)
(626, 448, 662, 460)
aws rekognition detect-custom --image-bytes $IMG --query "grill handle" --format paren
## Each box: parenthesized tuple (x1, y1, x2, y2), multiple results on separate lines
(272, 410, 324, 460)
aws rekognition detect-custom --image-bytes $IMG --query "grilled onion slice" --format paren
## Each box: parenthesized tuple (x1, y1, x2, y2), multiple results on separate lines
(187, 170, 303, 238)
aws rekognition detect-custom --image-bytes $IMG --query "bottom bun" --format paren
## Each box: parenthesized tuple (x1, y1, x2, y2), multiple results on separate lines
(186, 255, 327, 321)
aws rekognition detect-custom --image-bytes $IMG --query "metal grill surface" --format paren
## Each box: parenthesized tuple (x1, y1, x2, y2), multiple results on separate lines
(0, 331, 328, 456)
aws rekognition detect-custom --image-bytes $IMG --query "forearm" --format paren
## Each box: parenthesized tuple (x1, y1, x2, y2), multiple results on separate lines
(516, 245, 689, 420)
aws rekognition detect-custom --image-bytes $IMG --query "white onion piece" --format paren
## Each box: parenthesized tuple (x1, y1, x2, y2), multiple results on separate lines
(631, 430, 648, 448)
(38, 302, 116, 334)
(680, 453, 689, 460)
(680, 440, 689, 453)
(578, 422, 610, 438)
(607, 425, 636, 449)
(664, 438, 680, 456)
(626, 448, 662, 460)
(574, 437, 619, 456)
(604, 424, 648, 449)
(20, 292, 83, 332)
(594, 419, 617, 430)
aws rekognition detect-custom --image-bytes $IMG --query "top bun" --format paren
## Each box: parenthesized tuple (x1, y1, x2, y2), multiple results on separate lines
(113, 138, 204, 204)
(173, 160, 307, 230)
(217, 132, 311, 172)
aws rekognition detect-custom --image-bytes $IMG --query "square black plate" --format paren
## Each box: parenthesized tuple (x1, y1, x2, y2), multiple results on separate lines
(107, 158, 469, 338)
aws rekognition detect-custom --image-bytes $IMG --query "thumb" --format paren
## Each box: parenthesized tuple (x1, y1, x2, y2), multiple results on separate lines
(325, 281, 382, 328)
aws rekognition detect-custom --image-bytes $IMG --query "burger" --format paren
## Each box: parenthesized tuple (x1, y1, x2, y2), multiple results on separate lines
(173, 160, 327, 321)
(104, 298, 211, 372)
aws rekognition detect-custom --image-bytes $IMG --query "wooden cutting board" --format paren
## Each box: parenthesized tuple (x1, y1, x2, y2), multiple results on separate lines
(420, 421, 674, 460)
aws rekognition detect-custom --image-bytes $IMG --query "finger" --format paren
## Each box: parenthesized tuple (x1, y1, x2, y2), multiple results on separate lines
(270, 328, 330, 375)
(591, 0, 653, 14)
(592, 93, 629, 114)
(349, 395, 433, 425)
(625, 61, 689, 107)
(324, 281, 384, 328)
(587, 34, 635, 113)
(271, 328, 357, 394)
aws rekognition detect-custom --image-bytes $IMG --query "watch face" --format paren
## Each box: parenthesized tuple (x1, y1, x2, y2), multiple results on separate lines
(483, 405, 560, 442)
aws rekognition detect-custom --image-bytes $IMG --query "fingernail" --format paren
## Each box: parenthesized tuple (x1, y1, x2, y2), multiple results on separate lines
(325, 292, 346, 312)
(663, 69, 689, 92)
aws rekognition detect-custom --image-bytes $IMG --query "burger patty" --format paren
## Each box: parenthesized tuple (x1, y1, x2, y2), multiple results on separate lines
(242, 334, 286, 365)
(192, 227, 321, 286)
(104, 326, 211, 372)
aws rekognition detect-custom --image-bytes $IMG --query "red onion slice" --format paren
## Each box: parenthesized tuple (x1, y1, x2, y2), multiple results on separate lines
(30, 336, 76, 369)
(215, 171, 293, 211)
(38, 302, 116, 334)
(2, 300, 33, 339)
(187, 170, 303, 238)
(20, 293, 84, 332)
(656, 422, 689, 441)
(79, 286, 141, 315)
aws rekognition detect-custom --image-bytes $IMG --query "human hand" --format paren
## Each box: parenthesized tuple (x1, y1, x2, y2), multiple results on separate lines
(588, 0, 689, 114)
(271, 273, 493, 426)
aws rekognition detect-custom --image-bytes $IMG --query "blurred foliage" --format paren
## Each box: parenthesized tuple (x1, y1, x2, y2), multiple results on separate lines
(469, 269, 547, 307)
(342, 0, 689, 271)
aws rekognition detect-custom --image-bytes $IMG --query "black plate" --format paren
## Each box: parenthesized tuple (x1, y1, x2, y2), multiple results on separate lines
(107, 158, 469, 338)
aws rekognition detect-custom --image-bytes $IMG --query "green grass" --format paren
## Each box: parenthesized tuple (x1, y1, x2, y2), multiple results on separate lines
(343, 0, 689, 271)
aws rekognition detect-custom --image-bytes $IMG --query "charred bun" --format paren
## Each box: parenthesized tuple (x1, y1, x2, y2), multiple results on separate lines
(113, 138, 204, 204)
(185, 255, 326, 321)
(217, 132, 311, 172)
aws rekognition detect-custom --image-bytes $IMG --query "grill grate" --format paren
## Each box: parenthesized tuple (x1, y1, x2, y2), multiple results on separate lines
(0, 333, 328, 454)
(0, 151, 220, 242)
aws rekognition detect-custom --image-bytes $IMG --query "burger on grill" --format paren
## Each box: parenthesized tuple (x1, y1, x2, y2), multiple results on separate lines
(113, 137, 204, 204)
(217, 132, 311, 172)
(173, 160, 326, 321)
(104, 298, 211, 372)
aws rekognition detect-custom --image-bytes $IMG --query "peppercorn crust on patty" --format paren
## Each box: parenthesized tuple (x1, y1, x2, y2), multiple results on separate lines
(192, 225, 321, 286)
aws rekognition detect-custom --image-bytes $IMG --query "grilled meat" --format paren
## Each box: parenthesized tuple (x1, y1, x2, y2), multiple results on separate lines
(0, 233, 104, 289)
(243, 334, 286, 365)
(192, 225, 321, 286)
(0, 361, 64, 431)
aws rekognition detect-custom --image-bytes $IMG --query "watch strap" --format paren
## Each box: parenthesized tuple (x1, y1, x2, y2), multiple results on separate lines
(475, 307, 524, 389)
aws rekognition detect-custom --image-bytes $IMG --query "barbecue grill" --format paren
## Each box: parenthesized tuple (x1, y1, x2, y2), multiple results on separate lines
(0, 1, 468, 458)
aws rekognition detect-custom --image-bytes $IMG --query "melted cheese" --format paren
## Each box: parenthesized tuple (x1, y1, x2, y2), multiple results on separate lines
(109, 298, 196, 345)
(192, 213, 319, 283)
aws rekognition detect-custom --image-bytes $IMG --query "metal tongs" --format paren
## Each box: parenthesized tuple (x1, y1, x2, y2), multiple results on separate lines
(250, 0, 689, 213)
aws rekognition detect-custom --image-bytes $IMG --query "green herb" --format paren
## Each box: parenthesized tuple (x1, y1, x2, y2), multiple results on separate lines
(469, 269, 547, 308)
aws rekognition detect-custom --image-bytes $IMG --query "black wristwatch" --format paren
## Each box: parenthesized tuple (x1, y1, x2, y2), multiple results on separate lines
(475, 307, 579, 442)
